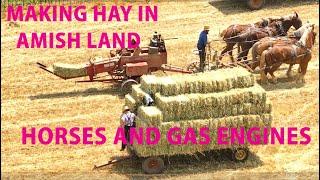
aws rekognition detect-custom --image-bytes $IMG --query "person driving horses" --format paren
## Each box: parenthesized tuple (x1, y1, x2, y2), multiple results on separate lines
(197, 26, 210, 72)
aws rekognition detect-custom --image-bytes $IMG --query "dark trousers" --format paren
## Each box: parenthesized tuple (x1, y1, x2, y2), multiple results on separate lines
(121, 124, 135, 149)
(199, 49, 206, 72)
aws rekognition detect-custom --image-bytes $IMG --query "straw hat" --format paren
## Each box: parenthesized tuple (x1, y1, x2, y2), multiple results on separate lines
(204, 26, 210, 31)
(123, 106, 130, 112)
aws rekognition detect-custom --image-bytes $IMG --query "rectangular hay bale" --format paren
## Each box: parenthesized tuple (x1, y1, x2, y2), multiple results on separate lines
(137, 106, 163, 126)
(139, 67, 256, 96)
(124, 94, 137, 112)
(53, 63, 87, 78)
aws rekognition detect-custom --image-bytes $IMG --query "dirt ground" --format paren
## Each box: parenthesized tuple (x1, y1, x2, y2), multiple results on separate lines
(1, 0, 319, 179)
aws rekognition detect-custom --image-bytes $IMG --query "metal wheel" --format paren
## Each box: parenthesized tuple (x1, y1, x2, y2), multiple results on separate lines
(247, 0, 265, 10)
(111, 69, 125, 81)
(187, 61, 201, 73)
(187, 61, 217, 73)
(142, 157, 165, 174)
(232, 148, 249, 162)
(121, 79, 138, 93)
(126, 146, 138, 159)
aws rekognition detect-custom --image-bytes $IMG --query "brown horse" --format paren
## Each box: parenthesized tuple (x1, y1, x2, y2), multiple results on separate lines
(219, 19, 269, 61)
(250, 23, 313, 76)
(236, 12, 302, 62)
(259, 25, 316, 84)
(219, 12, 302, 62)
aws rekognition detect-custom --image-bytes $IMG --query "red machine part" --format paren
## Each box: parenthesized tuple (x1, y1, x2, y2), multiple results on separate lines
(85, 59, 119, 81)
(36, 46, 191, 84)
(125, 62, 149, 77)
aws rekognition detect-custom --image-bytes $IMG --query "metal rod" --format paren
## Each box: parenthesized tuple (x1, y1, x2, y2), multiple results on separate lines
(93, 157, 131, 170)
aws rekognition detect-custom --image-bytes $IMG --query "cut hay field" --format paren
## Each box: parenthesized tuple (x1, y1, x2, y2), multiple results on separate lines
(1, 0, 319, 179)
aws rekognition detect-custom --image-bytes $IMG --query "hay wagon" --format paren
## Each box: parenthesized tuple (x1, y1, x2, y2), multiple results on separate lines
(95, 67, 272, 174)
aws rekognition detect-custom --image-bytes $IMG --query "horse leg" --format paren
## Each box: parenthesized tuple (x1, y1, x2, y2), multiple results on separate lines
(251, 57, 260, 70)
(260, 50, 268, 84)
(229, 46, 235, 62)
(237, 44, 250, 62)
(298, 65, 302, 73)
(242, 48, 250, 64)
(296, 62, 309, 83)
(219, 43, 235, 62)
(269, 64, 282, 84)
(286, 64, 294, 78)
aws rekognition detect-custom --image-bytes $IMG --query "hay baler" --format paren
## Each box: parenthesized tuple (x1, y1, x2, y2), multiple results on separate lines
(37, 41, 191, 92)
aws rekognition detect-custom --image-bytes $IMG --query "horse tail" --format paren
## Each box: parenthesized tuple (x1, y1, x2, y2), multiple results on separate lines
(260, 50, 269, 82)
(263, 48, 274, 74)
(252, 42, 259, 63)
(251, 42, 260, 70)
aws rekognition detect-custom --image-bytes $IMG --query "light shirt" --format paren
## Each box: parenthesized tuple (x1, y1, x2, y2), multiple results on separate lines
(121, 111, 135, 126)
(144, 94, 154, 106)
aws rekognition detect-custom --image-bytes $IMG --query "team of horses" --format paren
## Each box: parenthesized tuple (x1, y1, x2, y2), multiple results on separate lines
(219, 12, 317, 84)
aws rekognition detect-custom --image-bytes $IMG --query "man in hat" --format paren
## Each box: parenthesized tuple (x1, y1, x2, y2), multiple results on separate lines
(120, 106, 136, 151)
(197, 26, 210, 72)
(132, 38, 142, 56)
(149, 31, 159, 47)
(143, 93, 154, 106)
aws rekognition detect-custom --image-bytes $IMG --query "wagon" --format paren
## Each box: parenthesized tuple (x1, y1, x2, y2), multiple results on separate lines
(126, 135, 250, 174)
(94, 66, 272, 174)
(93, 128, 251, 174)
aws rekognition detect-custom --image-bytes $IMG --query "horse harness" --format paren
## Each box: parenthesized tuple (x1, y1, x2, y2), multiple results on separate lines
(264, 39, 311, 69)
(293, 41, 312, 59)
(276, 21, 285, 36)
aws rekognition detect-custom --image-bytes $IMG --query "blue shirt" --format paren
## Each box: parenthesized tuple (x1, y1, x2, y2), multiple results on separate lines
(197, 31, 208, 50)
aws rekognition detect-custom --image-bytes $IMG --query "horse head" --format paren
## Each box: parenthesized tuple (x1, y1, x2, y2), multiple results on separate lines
(293, 22, 313, 38)
(291, 11, 303, 30)
(280, 12, 303, 33)
(261, 18, 269, 27)
(300, 24, 316, 49)
(310, 25, 317, 47)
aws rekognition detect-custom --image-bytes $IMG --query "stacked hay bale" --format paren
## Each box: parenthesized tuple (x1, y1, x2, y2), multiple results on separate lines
(124, 67, 272, 157)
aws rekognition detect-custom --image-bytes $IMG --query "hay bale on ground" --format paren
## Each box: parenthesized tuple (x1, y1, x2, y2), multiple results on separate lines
(53, 63, 87, 78)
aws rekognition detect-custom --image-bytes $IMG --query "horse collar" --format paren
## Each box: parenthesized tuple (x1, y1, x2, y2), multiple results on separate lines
(295, 41, 311, 51)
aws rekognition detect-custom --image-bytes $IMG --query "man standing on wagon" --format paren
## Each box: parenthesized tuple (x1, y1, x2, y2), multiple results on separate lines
(197, 26, 210, 72)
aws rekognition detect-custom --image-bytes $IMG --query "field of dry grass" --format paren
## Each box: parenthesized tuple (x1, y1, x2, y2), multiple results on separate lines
(1, 0, 319, 179)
